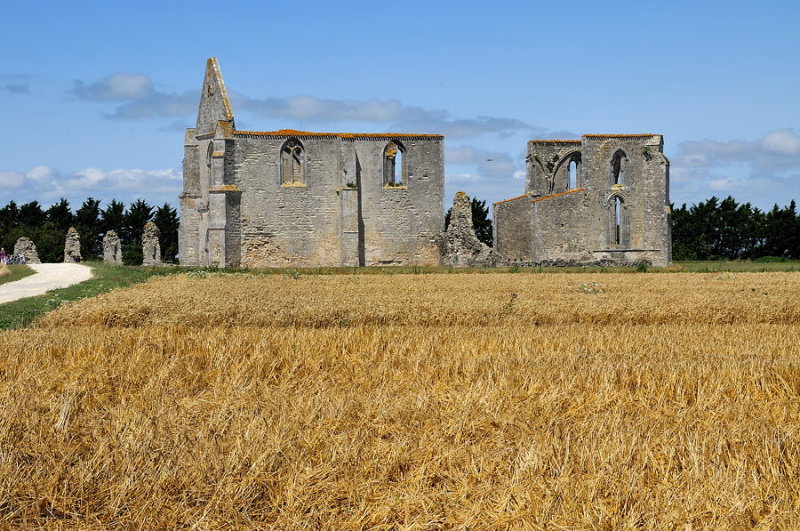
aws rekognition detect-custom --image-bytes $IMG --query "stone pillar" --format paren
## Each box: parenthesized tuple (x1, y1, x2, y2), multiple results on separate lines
(103, 230, 123, 264)
(142, 222, 162, 266)
(436, 191, 501, 267)
(13, 237, 41, 264)
(64, 227, 82, 263)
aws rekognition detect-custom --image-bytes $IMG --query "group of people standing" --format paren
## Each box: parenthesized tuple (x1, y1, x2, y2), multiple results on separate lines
(0, 248, 25, 266)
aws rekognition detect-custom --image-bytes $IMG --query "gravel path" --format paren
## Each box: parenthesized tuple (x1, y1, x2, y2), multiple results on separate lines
(0, 263, 93, 304)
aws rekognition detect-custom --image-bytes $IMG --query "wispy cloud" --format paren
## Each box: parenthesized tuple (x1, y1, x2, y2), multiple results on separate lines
(72, 72, 539, 138)
(236, 93, 538, 138)
(72, 73, 197, 119)
(0, 75, 31, 94)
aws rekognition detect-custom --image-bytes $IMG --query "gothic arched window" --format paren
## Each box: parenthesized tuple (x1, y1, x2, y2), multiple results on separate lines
(280, 138, 305, 185)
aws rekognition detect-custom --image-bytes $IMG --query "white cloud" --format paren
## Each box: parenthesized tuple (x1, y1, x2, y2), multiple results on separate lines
(0, 166, 181, 208)
(762, 129, 800, 155)
(73, 72, 153, 101)
(671, 128, 800, 209)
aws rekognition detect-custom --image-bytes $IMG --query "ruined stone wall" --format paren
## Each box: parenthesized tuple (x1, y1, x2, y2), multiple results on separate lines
(179, 128, 201, 266)
(580, 135, 671, 266)
(526, 140, 583, 196)
(493, 196, 533, 262)
(351, 137, 443, 266)
(233, 135, 343, 267)
(529, 190, 597, 264)
(497, 134, 671, 267)
(179, 58, 445, 269)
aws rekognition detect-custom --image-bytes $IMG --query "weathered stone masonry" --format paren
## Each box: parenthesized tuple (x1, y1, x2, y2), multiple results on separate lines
(493, 135, 671, 267)
(179, 58, 444, 268)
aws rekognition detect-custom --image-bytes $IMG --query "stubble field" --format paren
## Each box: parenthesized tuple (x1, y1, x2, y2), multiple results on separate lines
(1, 271, 799, 528)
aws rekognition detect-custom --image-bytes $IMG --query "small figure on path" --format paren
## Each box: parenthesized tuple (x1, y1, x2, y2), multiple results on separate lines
(0, 248, 6, 265)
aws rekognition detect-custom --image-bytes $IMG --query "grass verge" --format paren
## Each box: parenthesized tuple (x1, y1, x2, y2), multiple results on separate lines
(0, 264, 36, 285)
(0, 262, 177, 330)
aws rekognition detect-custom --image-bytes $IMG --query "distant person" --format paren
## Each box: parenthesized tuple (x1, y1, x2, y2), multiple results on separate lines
(0, 247, 6, 265)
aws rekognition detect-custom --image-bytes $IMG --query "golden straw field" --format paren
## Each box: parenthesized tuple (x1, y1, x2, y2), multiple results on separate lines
(1, 271, 799, 528)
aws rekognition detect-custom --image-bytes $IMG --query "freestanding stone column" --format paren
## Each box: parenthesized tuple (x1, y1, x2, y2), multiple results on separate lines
(13, 237, 41, 264)
(142, 222, 162, 266)
(436, 191, 501, 267)
(103, 230, 123, 264)
(64, 227, 82, 263)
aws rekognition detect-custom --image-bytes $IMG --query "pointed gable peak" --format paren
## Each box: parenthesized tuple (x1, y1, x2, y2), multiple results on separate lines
(196, 57, 235, 133)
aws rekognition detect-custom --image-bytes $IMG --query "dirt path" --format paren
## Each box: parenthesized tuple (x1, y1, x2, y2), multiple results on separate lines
(0, 263, 93, 304)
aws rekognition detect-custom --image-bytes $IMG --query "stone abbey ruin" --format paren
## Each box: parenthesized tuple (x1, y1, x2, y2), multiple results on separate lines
(179, 58, 671, 268)
(494, 135, 672, 267)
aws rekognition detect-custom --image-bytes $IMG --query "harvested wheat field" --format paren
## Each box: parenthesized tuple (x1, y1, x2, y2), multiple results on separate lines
(1, 271, 799, 528)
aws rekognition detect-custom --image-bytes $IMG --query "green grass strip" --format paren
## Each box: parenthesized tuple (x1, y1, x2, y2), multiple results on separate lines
(0, 262, 175, 330)
(0, 264, 36, 286)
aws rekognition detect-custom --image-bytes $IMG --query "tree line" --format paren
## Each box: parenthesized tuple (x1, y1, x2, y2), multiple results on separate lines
(0, 198, 179, 265)
(671, 196, 800, 260)
(2, 194, 798, 264)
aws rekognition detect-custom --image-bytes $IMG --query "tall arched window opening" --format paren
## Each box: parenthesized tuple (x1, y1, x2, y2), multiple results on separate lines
(568, 160, 578, 189)
(611, 150, 627, 186)
(614, 196, 623, 245)
(383, 141, 405, 186)
(280, 139, 304, 185)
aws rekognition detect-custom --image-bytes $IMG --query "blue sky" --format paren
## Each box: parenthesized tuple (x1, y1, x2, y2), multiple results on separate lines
(1, 0, 798, 213)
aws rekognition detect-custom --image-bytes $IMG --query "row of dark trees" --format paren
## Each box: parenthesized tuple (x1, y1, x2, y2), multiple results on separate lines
(2, 194, 798, 264)
(671, 196, 800, 260)
(0, 198, 179, 265)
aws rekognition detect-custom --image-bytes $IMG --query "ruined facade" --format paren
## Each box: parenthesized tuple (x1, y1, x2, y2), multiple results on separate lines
(179, 58, 444, 268)
(493, 135, 671, 267)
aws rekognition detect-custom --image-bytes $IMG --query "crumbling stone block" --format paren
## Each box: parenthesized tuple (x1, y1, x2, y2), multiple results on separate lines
(142, 222, 162, 266)
(13, 237, 40, 264)
(437, 191, 501, 267)
(64, 227, 82, 263)
(103, 230, 123, 264)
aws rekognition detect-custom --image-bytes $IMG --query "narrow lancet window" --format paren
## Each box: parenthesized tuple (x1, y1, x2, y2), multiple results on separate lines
(568, 160, 578, 189)
(280, 139, 304, 185)
(383, 141, 405, 186)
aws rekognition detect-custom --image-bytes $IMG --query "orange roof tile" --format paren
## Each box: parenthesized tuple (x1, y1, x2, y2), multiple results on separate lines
(233, 128, 442, 139)
(493, 193, 530, 205)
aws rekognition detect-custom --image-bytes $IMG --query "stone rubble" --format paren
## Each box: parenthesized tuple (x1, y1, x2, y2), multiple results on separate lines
(13, 237, 41, 264)
(437, 191, 501, 268)
(142, 222, 162, 266)
(63, 227, 82, 263)
(103, 230, 123, 264)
